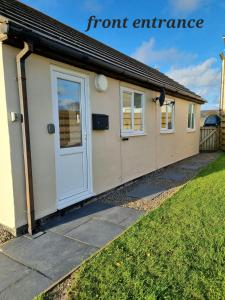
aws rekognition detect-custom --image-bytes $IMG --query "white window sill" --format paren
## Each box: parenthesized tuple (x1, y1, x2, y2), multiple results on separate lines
(121, 132, 146, 137)
(160, 130, 175, 134)
(187, 128, 196, 132)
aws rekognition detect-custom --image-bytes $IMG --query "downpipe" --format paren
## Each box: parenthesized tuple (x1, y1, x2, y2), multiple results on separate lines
(16, 41, 35, 235)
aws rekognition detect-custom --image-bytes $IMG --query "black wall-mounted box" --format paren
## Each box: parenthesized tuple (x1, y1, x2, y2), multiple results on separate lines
(92, 114, 109, 130)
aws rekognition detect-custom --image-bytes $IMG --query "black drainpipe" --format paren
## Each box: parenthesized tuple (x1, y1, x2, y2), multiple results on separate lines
(16, 41, 35, 235)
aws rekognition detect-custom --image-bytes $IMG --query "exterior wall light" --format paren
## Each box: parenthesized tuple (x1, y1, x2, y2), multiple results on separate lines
(95, 74, 108, 92)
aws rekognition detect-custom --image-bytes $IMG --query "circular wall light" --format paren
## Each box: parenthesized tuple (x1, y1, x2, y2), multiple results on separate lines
(95, 74, 108, 92)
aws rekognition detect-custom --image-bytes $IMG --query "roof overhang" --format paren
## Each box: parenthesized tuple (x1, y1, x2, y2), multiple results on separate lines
(1, 17, 205, 105)
(0, 16, 9, 41)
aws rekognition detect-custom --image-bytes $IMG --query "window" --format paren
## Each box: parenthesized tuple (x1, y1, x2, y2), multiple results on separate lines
(160, 101, 175, 132)
(188, 103, 195, 130)
(121, 88, 144, 136)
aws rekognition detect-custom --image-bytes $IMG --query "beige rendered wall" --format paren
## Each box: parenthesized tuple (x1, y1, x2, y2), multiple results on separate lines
(157, 98, 200, 169)
(117, 82, 200, 179)
(1, 44, 201, 229)
(0, 43, 16, 230)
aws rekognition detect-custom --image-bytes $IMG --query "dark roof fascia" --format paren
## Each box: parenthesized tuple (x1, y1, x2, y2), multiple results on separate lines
(5, 21, 205, 104)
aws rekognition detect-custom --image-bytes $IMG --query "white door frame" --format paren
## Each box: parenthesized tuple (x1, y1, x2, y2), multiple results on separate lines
(50, 65, 93, 210)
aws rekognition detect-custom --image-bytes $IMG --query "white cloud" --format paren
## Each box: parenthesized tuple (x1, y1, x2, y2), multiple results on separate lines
(166, 58, 220, 105)
(132, 38, 220, 108)
(169, 0, 202, 13)
(132, 38, 196, 67)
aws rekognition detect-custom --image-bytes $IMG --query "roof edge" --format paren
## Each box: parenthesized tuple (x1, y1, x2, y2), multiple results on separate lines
(4, 19, 205, 104)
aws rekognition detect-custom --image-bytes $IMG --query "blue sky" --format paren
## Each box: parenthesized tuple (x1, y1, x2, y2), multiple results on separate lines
(21, 0, 225, 109)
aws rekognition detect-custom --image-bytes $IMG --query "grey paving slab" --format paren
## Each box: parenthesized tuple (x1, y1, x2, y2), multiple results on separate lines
(174, 153, 220, 172)
(119, 210, 144, 227)
(0, 270, 52, 300)
(156, 167, 193, 182)
(127, 183, 166, 199)
(67, 219, 124, 248)
(188, 153, 220, 164)
(1, 232, 96, 280)
(44, 214, 90, 235)
(176, 162, 206, 170)
(93, 206, 138, 224)
(0, 253, 30, 292)
(44, 202, 113, 235)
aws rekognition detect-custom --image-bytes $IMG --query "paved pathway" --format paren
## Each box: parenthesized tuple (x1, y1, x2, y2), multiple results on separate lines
(0, 152, 220, 300)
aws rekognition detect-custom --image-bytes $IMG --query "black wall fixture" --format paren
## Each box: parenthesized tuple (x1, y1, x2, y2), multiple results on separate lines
(152, 87, 166, 106)
(92, 114, 109, 130)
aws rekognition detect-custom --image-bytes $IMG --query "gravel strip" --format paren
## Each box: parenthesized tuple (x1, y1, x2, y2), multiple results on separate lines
(0, 226, 14, 245)
(43, 277, 72, 300)
(95, 153, 220, 211)
(98, 181, 184, 211)
(121, 186, 182, 211)
(96, 167, 195, 211)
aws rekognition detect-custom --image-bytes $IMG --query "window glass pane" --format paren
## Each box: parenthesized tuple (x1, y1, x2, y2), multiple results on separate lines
(122, 92, 132, 130)
(161, 105, 167, 129)
(188, 104, 195, 129)
(191, 105, 195, 129)
(188, 104, 192, 128)
(134, 93, 143, 131)
(57, 78, 82, 148)
(167, 104, 173, 130)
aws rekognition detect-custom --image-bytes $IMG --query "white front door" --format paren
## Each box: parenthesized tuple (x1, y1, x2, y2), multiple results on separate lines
(52, 69, 92, 209)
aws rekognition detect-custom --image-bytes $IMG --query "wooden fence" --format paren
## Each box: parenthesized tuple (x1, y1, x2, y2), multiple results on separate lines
(200, 127, 220, 151)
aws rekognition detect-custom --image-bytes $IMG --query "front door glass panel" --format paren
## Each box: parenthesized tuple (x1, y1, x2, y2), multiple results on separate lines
(57, 78, 82, 148)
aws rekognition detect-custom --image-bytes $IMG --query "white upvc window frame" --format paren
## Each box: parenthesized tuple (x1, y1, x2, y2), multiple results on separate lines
(187, 103, 196, 131)
(160, 100, 175, 133)
(120, 87, 145, 137)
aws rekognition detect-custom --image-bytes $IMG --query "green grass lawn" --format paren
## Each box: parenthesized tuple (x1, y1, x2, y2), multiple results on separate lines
(41, 154, 225, 300)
